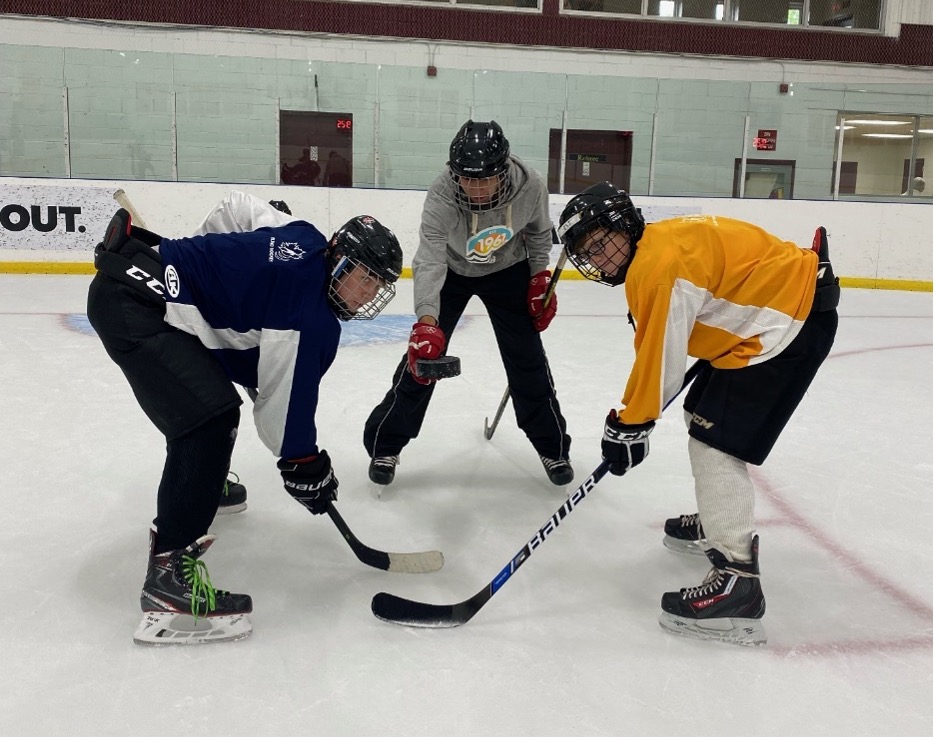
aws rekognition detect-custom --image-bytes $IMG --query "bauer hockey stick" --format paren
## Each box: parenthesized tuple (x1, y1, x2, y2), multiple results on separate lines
(327, 503, 444, 574)
(484, 249, 569, 441)
(113, 189, 148, 229)
(373, 358, 705, 626)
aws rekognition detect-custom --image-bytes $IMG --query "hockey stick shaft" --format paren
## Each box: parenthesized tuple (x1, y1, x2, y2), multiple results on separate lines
(373, 358, 705, 626)
(484, 249, 569, 441)
(113, 189, 148, 229)
(327, 503, 444, 574)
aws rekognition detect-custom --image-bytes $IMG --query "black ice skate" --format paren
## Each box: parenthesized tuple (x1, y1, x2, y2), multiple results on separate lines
(658, 534, 766, 646)
(663, 512, 706, 555)
(540, 456, 574, 486)
(218, 473, 247, 515)
(134, 531, 253, 646)
(369, 455, 399, 485)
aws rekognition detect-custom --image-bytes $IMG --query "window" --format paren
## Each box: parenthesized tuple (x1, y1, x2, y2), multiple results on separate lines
(547, 129, 633, 194)
(563, 0, 883, 29)
(280, 111, 353, 188)
(834, 114, 932, 198)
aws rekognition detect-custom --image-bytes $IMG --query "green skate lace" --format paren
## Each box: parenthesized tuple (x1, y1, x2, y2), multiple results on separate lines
(223, 472, 241, 498)
(182, 554, 217, 618)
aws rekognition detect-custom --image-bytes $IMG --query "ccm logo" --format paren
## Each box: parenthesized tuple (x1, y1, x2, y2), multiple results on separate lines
(126, 266, 165, 296)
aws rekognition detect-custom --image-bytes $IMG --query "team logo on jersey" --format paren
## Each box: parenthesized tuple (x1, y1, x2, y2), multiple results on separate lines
(164, 265, 180, 298)
(679, 215, 719, 226)
(465, 225, 513, 263)
(274, 241, 305, 261)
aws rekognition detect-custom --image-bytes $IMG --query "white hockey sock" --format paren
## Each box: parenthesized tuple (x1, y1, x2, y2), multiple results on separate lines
(687, 432, 755, 563)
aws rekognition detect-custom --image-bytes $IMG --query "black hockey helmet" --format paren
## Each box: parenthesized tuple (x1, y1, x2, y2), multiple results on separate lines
(448, 120, 511, 212)
(327, 215, 402, 320)
(557, 182, 645, 286)
(269, 200, 292, 215)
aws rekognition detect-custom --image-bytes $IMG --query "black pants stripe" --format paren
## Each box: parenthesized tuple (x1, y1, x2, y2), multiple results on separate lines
(364, 260, 571, 461)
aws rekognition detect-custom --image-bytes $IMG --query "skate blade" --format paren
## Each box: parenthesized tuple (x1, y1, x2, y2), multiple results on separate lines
(133, 611, 253, 646)
(658, 612, 767, 646)
(662, 535, 706, 556)
(216, 502, 247, 515)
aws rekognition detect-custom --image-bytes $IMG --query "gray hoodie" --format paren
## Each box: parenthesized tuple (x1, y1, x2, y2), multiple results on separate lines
(412, 156, 553, 320)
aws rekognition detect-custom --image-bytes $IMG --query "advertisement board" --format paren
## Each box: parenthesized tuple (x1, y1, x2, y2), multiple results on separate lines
(0, 185, 115, 250)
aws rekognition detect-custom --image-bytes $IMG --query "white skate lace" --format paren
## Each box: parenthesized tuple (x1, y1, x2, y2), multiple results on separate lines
(680, 513, 701, 527)
(681, 567, 724, 599)
(681, 565, 758, 600)
(372, 455, 399, 468)
(540, 456, 570, 471)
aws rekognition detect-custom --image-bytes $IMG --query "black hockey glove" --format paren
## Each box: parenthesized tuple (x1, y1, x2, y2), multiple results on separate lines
(278, 450, 338, 515)
(602, 411, 655, 476)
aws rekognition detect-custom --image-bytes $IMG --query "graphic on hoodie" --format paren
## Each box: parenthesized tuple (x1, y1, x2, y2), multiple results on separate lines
(465, 224, 515, 263)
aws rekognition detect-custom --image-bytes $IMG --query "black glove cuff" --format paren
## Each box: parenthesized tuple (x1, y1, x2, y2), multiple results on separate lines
(278, 449, 330, 476)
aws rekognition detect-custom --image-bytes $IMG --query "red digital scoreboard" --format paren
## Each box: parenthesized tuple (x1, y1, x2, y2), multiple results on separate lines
(754, 129, 777, 151)
(336, 118, 352, 131)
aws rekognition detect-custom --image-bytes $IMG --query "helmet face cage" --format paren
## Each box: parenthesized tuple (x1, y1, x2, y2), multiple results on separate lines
(448, 120, 511, 212)
(328, 255, 397, 321)
(564, 223, 629, 286)
(327, 215, 402, 321)
(558, 185, 645, 286)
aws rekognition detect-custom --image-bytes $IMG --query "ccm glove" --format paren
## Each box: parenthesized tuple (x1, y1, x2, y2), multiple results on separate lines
(527, 270, 557, 332)
(407, 322, 446, 385)
(278, 449, 338, 514)
(602, 410, 655, 476)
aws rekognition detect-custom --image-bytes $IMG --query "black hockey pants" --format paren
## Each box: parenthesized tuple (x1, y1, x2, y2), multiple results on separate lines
(683, 306, 838, 467)
(87, 272, 242, 551)
(364, 260, 570, 461)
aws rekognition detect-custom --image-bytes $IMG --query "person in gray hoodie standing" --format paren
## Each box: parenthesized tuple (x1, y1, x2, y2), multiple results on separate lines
(363, 120, 572, 487)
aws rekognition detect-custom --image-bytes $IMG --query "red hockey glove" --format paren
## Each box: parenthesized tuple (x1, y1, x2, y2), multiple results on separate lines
(278, 450, 338, 514)
(527, 270, 557, 332)
(407, 322, 446, 385)
(602, 411, 655, 476)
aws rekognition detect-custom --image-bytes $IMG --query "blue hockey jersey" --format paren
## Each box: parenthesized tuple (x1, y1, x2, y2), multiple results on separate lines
(158, 221, 340, 460)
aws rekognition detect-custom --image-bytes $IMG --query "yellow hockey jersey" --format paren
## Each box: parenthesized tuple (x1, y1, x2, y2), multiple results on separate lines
(618, 215, 818, 425)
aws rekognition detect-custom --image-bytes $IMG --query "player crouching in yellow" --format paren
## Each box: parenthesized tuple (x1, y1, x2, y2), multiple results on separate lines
(557, 182, 840, 646)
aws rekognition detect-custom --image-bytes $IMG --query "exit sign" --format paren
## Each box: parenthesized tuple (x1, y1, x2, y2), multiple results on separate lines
(754, 129, 778, 151)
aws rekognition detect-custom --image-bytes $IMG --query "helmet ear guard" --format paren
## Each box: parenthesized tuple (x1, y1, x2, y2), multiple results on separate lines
(557, 182, 645, 286)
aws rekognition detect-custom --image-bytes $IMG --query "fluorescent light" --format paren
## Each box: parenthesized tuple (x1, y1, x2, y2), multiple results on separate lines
(918, 128, 933, 134)
(843, 119, 911, 126)
(861, 133, 913, 139)
(835, 125, 855, 130)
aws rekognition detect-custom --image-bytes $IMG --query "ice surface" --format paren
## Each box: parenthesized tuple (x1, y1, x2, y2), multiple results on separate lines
(0, 274, 930, 736)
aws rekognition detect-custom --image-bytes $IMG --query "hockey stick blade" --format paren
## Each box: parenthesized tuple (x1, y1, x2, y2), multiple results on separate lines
(371, 590, 485, 628)
(371, 460, 612, 627)
(328, 504, 444, 574)
(483, 387, 511, 440)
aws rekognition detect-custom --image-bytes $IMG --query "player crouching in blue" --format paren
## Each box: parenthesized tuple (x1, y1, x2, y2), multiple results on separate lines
(87, 209, 402, 645)
(557, 182, 839, 646)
